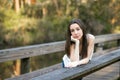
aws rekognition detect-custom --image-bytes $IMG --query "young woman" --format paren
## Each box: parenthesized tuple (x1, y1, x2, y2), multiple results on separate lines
(63, 19, 95, 68)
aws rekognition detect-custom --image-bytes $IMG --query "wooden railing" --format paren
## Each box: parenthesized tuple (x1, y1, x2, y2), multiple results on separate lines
(0, 33, 120, 80)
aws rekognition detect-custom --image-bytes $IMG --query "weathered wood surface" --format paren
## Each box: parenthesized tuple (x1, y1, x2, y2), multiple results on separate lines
(6, 49, 120, 80)
(0, 33, 120, 80)
(83, 62, 119, 80)
(5, 47, 120, 80)
(0, 34, 120, 62)
(0, 41, 65, 62)
(6, 63, 62, 80)
(94, 33, 120, 43)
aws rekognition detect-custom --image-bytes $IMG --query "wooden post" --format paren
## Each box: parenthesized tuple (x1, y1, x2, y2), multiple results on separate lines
(95, 43, 104, 53)
(117, 39, 120, 46)
(14, 0, 20, 13)
(21, 58, 30, 74)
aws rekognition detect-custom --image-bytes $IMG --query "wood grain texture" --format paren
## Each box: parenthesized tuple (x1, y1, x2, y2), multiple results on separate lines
(29, 49, 120, 80)
(4, 34, 120, 80)
(0, 41, 65, 62)
(0, 34, 120, 62)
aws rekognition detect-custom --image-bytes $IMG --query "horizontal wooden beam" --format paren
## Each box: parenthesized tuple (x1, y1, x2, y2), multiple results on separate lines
(0, 41, 65, 62)
(6, 63, 62, 80)
(0, 34, 120, 62)
(95, 33, 120, 43)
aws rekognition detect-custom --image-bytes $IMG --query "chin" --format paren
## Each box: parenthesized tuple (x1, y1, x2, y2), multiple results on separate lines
(76, 38, 80, 40)
(77, 37, 82, 40)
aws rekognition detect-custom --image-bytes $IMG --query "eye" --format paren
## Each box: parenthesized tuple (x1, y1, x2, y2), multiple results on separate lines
(70, 29, 74, 32)
(76, 28, 80, 31)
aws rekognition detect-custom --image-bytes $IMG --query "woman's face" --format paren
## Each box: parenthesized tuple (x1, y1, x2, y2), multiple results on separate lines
(70, 23, 83, 40)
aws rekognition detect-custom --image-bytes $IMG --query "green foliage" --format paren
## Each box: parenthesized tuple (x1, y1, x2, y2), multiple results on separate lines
(21, 4, 43, 18)
(0, 61, 13, 79)
(0, 1, 119, 52)
(0, 0, 13, 9)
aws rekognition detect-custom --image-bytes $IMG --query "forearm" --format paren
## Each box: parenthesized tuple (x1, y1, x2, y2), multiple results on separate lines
(77, 58, 89, 65)
(67, 58, 89, 68)
(74, 41, 79, 54)
(74, 41, 79, 61)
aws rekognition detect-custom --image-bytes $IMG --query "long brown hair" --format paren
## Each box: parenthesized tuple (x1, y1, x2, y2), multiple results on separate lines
(65, 19, 88, 59)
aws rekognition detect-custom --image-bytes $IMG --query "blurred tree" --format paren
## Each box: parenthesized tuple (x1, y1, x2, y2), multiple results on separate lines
(13, 0, 20, 12)
(13, 0, 37, 12)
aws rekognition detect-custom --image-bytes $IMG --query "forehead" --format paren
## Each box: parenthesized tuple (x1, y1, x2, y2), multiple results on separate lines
(70, 23, 80, 29)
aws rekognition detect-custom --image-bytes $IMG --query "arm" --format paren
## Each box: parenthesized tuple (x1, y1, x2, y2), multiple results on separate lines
(70, 36, 80, 61)
(65, 36, 80, 67)
(64, 35, 95, 67)
(77, 34, 95, 65)
(67, 34, 95, 67)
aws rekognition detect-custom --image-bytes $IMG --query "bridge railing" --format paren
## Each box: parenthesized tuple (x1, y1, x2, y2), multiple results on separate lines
(0, 33, 120, 79)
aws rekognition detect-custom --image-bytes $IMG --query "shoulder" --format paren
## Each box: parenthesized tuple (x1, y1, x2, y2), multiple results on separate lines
(86, 34, 95, 44)
(86, 34, 95, 40)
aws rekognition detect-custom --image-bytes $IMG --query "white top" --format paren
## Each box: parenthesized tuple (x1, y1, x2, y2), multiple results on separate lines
(86, 34, 95, 60)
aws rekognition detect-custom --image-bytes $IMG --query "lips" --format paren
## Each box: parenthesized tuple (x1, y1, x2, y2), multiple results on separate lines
(74, 36, 79, 39)
(74, 35, 81, 39)
(74, 35, 80, 38)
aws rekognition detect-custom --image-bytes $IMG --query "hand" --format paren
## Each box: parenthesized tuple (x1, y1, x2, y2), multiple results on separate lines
(66, 61, 78, 68)
(71, 36, 79, 43)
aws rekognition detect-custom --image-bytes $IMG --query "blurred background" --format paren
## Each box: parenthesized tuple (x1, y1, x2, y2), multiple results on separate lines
(0, 0, 120, 79)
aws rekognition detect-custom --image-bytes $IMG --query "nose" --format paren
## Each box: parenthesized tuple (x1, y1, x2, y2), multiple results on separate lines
(74, 30, 78, 34)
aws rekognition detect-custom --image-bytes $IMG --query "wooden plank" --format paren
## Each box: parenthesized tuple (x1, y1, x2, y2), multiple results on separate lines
(5, 47, 119, 80)
(95, 33, 120, 43)
(0, 34, 120, 62)
(21, 58, 30, 74)
(6, 63, 62, 80)
(0, 41, 65, 62)
(29, 49, 120, 80)
(5, 47, 120, 80)
(0, 33, 119, 80)
(83, 62, 119, 80)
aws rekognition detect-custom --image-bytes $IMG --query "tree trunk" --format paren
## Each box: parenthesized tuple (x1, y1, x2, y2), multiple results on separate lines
(14, 0, 20, 13)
